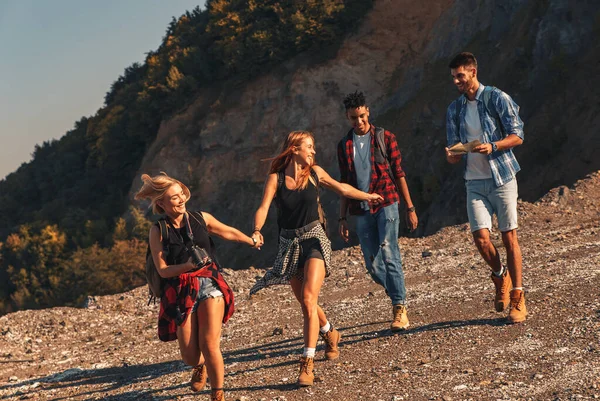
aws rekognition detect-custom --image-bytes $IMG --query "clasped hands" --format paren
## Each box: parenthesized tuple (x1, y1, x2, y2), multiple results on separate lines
(251, 231, 264, 250)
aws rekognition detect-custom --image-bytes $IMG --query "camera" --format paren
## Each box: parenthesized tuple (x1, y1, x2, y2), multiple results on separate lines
(189, 245, 212, 268)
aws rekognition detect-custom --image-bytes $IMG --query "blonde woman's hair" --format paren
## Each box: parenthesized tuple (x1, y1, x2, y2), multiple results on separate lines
(267, 131, 316, 190)
(134, 172, 191, 214)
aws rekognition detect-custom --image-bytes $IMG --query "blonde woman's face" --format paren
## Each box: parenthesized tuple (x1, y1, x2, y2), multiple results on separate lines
(160, 183, 187, 215)
(294, 137, 316, 167)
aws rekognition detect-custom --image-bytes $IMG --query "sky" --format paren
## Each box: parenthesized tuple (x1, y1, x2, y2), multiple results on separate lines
(0, 0, 204, 180)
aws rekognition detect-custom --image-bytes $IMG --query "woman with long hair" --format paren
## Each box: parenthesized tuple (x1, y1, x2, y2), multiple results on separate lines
(135, 172, 262, 401)
(250, 131, 383, 386)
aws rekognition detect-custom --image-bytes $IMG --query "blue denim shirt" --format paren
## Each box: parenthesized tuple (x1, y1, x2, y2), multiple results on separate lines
(446, 84, 524, 187)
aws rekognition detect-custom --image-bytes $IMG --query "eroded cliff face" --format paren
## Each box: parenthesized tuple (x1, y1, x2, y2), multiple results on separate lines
(131, 0, 600, 269)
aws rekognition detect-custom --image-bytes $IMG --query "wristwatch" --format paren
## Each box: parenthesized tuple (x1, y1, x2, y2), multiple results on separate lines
(407, 206, 416, 213)
(252, 237, 258, 246)
(491, 142, 498, 153)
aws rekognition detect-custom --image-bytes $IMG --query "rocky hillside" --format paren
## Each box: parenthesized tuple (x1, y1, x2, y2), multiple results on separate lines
(2, 172, 599, 400)
(131, 0, 600, 270)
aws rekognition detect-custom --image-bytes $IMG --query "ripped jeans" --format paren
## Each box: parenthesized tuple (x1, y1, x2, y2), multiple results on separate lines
(355, 202, 406, 305)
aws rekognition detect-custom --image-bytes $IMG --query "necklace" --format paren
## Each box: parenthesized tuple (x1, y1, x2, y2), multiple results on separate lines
(354, 132, 370, 168)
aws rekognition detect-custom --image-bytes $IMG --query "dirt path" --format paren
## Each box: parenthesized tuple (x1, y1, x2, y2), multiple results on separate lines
(1, 173, 599, 400)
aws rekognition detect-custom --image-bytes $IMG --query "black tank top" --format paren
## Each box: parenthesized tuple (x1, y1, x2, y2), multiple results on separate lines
(275, 171, 320, 230)
(165, 212, 217, 266)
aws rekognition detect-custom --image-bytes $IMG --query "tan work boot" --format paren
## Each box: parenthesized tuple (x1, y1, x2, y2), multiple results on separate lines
(297, 356, 314, 386)
(507, 289, 527, 324)
(211, 388, 225, 401)
(190, 364, 207, 392)
(491, 268, 512, 312)
(321, 328, 341, 360)
(391, 304, 409, 331)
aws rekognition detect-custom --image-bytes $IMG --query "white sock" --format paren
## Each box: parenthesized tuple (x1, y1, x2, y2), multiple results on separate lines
(512, 287, 523, 291)
(320, 322, 331, 334)
(492, 264, 506, 277)
(302, 347, 316, 358)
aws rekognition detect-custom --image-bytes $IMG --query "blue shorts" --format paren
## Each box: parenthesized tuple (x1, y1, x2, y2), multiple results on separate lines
(191, 277, 223, 313)
(466, 178, 519, 233)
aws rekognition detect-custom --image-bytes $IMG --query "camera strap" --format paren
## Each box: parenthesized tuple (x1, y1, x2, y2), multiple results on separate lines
(167, 213, 196, 253)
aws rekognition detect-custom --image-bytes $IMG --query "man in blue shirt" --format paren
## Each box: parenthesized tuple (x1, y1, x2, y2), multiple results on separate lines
(445, 52, 527, 324)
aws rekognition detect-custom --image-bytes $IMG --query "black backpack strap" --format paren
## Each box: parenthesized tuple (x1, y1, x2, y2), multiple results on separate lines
(275, 171, 285, 224)
(375, 126, 401, 196)
(375, 127, 387, 163)
(310, 168, 327, 232)
(157, 219, 170, 252)
(309, 168, 319, 186)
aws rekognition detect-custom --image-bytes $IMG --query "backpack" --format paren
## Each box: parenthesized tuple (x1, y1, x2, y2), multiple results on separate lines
(145, 219, 170, 304)
(373, 126, 401, 195)
(276, 169, 328, 234)
(454, 86, 505, 136)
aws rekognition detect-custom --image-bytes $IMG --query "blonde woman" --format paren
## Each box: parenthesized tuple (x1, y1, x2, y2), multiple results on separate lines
(135, 172, 261, 401)
(250, 131, 382, 386)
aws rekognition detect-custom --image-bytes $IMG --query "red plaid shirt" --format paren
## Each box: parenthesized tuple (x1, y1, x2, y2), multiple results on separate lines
(337, 125, 405, 215)
(158, 263, 234, 342)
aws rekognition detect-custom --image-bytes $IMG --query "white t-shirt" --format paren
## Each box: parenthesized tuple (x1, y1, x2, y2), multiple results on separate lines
(464, 99, 492, 180)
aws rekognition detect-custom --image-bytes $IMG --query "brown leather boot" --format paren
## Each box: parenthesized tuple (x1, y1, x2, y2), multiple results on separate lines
(391, 304, 409, 331)
(320, 327, 341, 360)
(211, 388, 225, 401)
(297, 356, 314, 386)
(507, 289, 527, 324)
(491, 268, 512, 312)
(190, 364, 207, 392)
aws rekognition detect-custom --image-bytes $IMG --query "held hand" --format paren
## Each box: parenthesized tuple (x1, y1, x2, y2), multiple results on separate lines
(445, 147, 463, 164)
(368, 193, 384, 205)
(251, 232, 263, 250)
(472, 143, 493, 155)
(406, 210, 418, 232)
(338, 219, 350, 243)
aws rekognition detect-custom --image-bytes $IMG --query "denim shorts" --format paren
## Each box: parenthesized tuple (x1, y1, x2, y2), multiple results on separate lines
(191, 277, 223, 313)
(466, 178, 518, 233)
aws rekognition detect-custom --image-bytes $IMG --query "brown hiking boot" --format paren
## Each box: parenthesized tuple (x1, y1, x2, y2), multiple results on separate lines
(391, 304, 409, 331)
(190, 364, 207, 392)
(211, 388, 225, 401)
(507, 289, 527, 324)
(297, 356, 314, 386)
(320, 328, 341, 360)
(491, 268, 512, 312)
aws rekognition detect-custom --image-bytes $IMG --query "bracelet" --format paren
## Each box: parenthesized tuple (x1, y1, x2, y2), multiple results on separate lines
(406, 206, 416, 213)
(253, 227, 261, 233)
(338, 217, 347, 222)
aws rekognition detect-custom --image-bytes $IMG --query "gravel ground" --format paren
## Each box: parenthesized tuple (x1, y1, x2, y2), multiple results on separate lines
(1, 172, 599, 401)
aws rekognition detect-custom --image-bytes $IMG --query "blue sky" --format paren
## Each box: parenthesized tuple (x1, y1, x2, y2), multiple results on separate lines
(0, 0, 204, 179)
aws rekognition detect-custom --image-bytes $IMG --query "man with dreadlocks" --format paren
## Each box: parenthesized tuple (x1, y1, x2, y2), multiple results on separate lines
(337, 91, 418, 332)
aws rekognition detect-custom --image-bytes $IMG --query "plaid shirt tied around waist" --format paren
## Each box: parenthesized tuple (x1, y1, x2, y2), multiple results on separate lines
(250, 221, 331, 295)
(337, 125, 405, 215)
(158, 262, 234, 342)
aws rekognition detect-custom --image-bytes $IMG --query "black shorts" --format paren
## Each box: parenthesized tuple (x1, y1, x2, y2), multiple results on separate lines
(294, 237, 324, 279)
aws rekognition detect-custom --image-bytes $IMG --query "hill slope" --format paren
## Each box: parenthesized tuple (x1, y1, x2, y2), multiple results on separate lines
(133, 0, 600, 270)
(1, 172, 598, 400)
